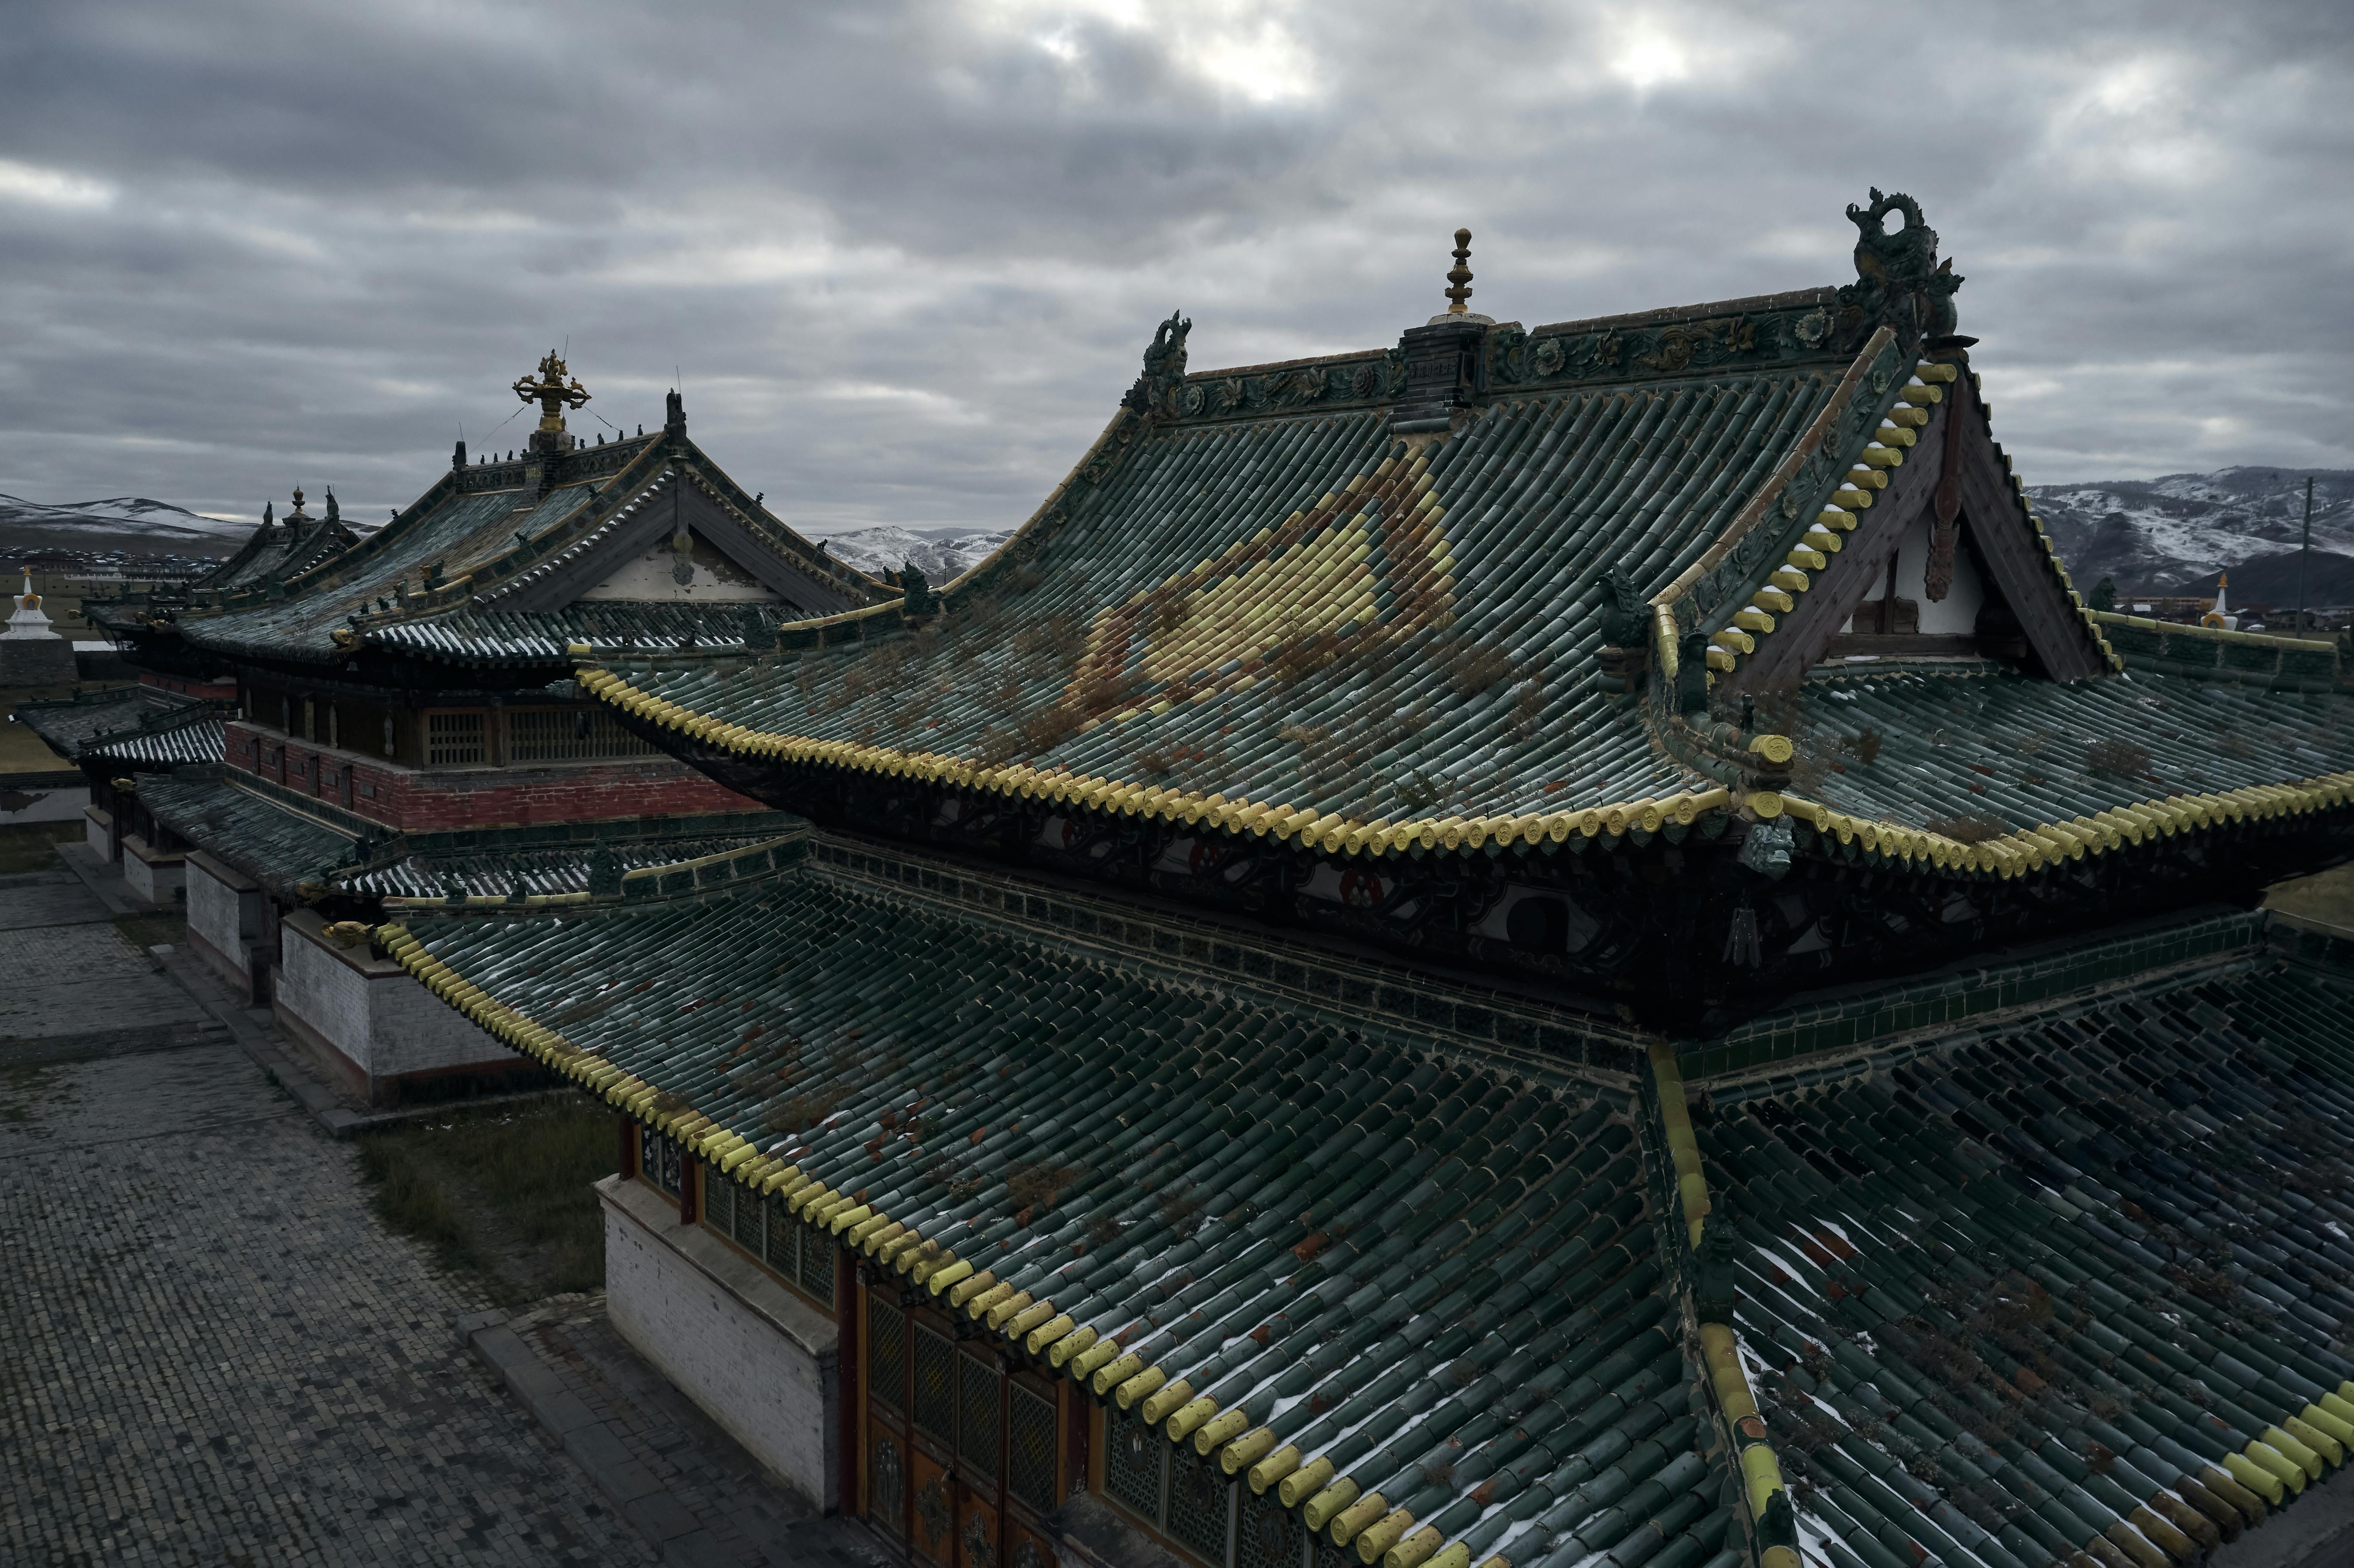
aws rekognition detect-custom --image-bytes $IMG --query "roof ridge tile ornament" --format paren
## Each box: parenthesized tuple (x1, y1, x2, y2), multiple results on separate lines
(1123, 309, 1193, 418)
(1835, 188, 1965, 353)
(1443, 228, 1474, 314)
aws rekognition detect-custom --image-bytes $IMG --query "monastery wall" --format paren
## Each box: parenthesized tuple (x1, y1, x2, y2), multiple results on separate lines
(223, 722, 760, 833)
(598, 1175, 840, 1509)
(184, 856, 255, 983)
(274, 910, 524, 1102)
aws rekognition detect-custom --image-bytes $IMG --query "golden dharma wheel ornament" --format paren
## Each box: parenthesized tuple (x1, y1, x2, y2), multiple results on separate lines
(514, 351, 591, 432)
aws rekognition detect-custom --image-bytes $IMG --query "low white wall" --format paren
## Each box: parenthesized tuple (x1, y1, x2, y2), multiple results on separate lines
(84, 805, 110, 857)
(274, 909, 519, 1096)
(599, 1174, 840, 1509)
(121, 835, 185, 904)
(184, 854, 258, 982)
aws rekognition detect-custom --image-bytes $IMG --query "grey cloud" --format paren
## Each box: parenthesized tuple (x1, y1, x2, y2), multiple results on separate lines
(1, 0, 2349, 536)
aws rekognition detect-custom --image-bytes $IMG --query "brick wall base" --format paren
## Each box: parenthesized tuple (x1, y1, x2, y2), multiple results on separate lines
(224, 721, 762, 833)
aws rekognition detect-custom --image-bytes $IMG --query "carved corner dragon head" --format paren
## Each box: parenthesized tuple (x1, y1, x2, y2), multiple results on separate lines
(1125, 310, 1195, 416)
(1840, 188, 1965, 342)
(1592, 565, 1649, 649)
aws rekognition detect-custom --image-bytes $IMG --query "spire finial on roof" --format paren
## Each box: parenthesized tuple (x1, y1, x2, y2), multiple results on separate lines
(515, 351, 591, 435)
(1444, 228, 1473, 314)
(288, 486, 307, 518)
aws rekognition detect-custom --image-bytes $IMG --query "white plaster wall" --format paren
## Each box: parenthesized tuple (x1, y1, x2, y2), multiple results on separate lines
(1840, 512, 1986, 635)
(579, 529, 781, 603)
(601, 1177, 838, 1507)
(186, 859, 250, 977)
(121, 837, 185, 904)
(84, 806, 110, 857)
(274, 921, 515, 1078)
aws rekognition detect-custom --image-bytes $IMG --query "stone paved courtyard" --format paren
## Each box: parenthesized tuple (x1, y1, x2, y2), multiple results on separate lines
(0, 913, 658, 1564)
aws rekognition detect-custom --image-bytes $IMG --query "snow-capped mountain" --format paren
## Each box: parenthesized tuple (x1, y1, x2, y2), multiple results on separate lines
(0, 494, 253, 544)
(804, 525, 1015, 585)
(2030, 468, 2354, 603)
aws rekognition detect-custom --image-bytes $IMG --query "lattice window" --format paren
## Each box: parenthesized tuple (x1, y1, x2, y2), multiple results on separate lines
(912, 1323, 957, 1445)
(506, 706, 658, 762)
(705, 1163, 735, 1238)
(869, 1297, 907, 1415)
(801, 1220, 836, 1305)
(1103, 1404, 1165, 1528)
(730, 1179, 763, 1252)
(1236, 1485, 1302, 1568)
(870, 1428, 907, 1536)
(641, 1126, 679, 1196)
(1006, 1382, 1057, 1515)
(426, 710, 487, 766)
(766, 1196, 799, 1278)
(959, 1353, 1001, 1481)
(1166, 1442, 1233, 1568)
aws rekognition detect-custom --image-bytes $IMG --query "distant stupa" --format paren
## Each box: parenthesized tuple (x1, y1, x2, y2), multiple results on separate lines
(0, 566, 76, 686)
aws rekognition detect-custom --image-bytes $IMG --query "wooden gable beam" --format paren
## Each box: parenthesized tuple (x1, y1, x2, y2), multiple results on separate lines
(1943, 373, 2109, 683)
(1722, 365, 2109, 691)
(1722, 396, 1952, 692)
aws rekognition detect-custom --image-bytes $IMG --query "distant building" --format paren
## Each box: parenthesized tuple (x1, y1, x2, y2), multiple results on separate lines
(79, 355, 898, 1104)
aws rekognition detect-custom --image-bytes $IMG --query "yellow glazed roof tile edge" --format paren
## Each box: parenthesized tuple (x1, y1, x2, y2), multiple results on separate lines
(2087, 610, 2341, 656)
(372, 914, 1337, 1544)
(1772, 768, 2354, 879)
(1650, 1044, 1800, 1568)
(575, 664, 1731, 859)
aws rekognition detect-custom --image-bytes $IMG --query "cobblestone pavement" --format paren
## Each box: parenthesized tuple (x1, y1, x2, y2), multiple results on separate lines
(0, 1039, 658, 1566)
(0, 871, 222, 1063)
(509, 1296, 885, 1568)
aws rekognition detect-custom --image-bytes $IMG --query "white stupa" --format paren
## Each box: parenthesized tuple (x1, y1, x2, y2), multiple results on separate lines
(2, 569, 60, 640)
(0, 567, 77, 686)
(2200, 572, 2239, 632)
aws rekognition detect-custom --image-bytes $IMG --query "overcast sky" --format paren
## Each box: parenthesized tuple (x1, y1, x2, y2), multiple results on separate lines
(2, 0, 2348, 534)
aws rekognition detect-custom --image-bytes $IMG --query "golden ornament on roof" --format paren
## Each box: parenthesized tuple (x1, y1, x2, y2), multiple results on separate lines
(514, 351, 591, 432)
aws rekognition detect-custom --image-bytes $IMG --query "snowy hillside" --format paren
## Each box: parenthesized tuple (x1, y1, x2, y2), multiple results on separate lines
(803, 525, 1015, 585)
(0, 494, 252, 544)
(2030, 468, 2354, 600)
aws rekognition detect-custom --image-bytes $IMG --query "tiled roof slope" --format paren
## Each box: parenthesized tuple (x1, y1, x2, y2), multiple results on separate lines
(1775, 667, 2354, 865)
(196, 511, 361, 591)
(586, 334, 1887, 832)
(1699, 951, 2354, 1568)
(362, 600, 808, 667)
(20, 684, 227, 768)
(137, 428, 894, 669)
(140, 768, 359, 889)
(379, 860, 1757, 1568)
(21, 685, 195, 757)
(380, 838, 2354, 1568)
(176, 481, 608, 662)
(90, 717, 225, 767)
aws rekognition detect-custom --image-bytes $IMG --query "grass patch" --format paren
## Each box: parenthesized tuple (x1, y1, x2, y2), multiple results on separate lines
(2266, 859, 2354, 938)
(113, 910, 187, 952)
(0, 821, 80, 875)
(355, 1095, 617, 1303)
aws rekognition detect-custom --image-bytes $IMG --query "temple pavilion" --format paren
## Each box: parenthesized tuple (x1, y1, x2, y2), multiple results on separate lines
(275, 196, 2354, 1568)
(72, 355, 894, 1101)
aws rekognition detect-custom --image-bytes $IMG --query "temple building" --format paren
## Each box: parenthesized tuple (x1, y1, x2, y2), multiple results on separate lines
(271, 195, 2354, 1568)
(75, 354, 894, 1102)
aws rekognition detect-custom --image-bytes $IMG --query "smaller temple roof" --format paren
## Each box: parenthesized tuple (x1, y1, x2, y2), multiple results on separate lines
(139, 769, 360, 891)
(360, 601, 802, 668)
(19, 683, 226, 768)
(108, 380, 899, 672)
(195, 487, 361, 591)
